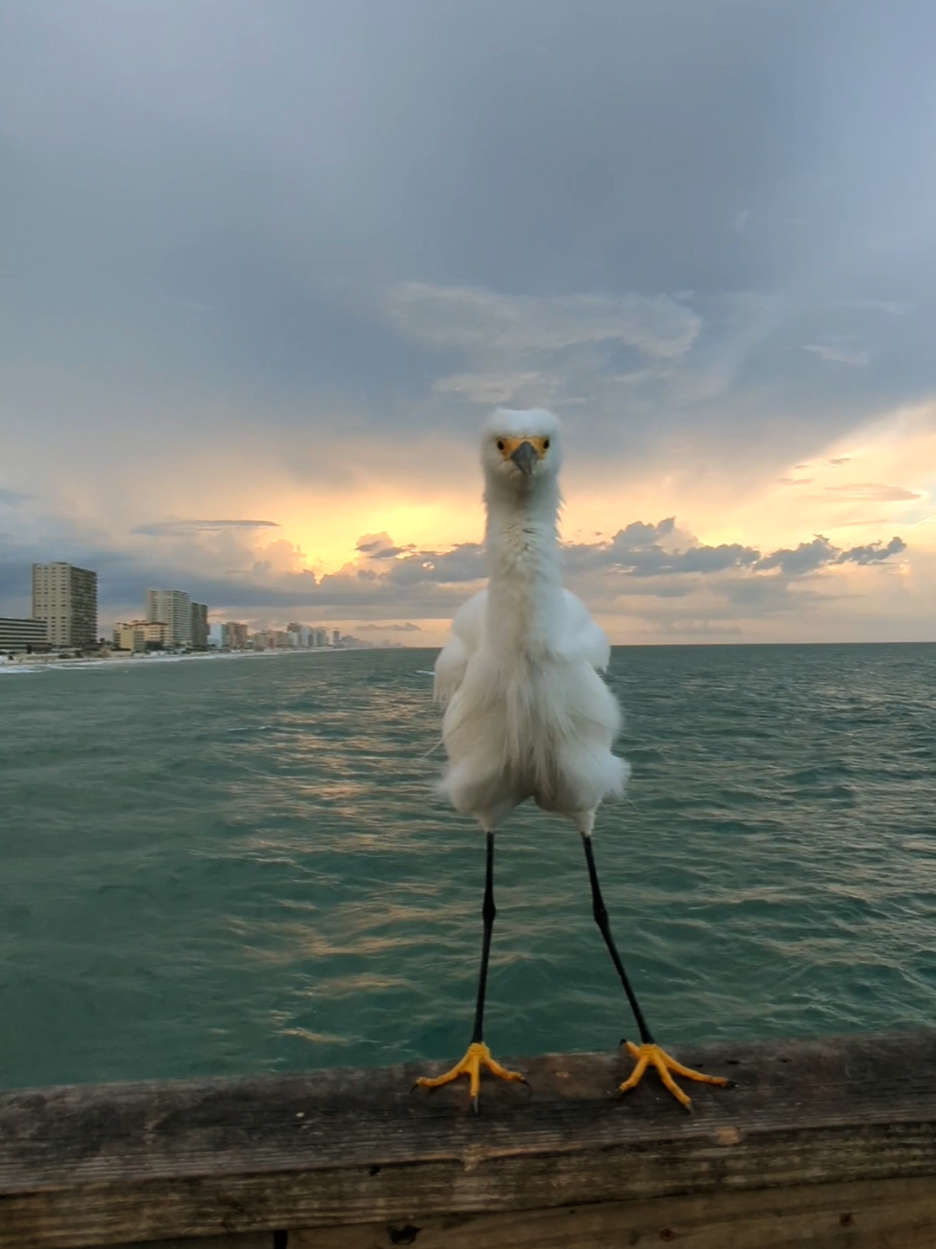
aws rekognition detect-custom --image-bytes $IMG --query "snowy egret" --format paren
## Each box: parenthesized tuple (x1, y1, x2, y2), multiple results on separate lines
(417, 408, 731, 1111)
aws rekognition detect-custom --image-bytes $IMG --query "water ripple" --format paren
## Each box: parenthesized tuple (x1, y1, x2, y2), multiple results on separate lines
(1, 643, 935, 1088)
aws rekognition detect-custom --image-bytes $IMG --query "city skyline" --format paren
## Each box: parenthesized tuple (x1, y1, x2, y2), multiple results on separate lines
(3, 558, 427, 648)
(1, 3, 934, 645)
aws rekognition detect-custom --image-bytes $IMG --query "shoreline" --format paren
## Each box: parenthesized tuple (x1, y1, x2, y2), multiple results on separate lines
(0, 648, 355, 674)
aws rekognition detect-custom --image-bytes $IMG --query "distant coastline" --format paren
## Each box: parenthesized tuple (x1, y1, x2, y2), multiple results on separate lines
(0, 648, 349, 674)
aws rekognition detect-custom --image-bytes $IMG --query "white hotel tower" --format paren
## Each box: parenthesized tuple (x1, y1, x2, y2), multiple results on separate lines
(145, 588, 192, 646)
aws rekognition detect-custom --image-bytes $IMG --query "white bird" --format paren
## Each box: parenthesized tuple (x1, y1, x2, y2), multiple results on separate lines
(417, 408, 731, 1111)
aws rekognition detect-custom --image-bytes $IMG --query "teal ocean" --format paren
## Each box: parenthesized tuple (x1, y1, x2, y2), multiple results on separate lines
(1, 645, 935, 1091)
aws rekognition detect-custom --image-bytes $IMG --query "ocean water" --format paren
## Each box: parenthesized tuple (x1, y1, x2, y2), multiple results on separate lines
(1, 644, 934, 1092)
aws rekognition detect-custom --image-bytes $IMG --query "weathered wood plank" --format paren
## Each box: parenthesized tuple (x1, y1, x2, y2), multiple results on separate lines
(290, 1176, 936, 1249)
(2, 1032, 936, 1248)
(109, 1239, 271, 1249)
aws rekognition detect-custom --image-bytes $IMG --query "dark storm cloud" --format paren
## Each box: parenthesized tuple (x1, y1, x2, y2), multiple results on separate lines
(3, 0, 936, 466)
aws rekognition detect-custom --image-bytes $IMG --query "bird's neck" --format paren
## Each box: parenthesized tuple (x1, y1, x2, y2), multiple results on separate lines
(484, 481, 562, 655)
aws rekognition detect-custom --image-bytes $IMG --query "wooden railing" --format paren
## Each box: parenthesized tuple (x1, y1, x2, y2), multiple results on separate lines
(3, 1030, 936, 1248)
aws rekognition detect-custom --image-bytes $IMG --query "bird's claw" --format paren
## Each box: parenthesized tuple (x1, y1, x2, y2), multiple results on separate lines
(618, 1040, 733, 1110)
(416, 1041, 524, 1109)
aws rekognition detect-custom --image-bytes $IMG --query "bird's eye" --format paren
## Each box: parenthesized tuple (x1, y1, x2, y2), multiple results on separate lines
(543, 438, 550, 449)
(496, 439, 505, 451)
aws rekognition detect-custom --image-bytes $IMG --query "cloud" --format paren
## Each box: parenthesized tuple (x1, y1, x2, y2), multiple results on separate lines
(565, 519, 761, 579)
(355, 532, 417, 560)
(134, 519, 281, 537)
(388, 283, 701, 360)
(819, 483, 922, 502)
(562, 517, 755, 577)
(356, 621, 423, 632)
(616, 519, 680, 548)
(753, 535, 839, 575)
(251, 539, 314, 578)
(802, 344, 869, 367)
(383, 543, 487, 586)
(366, 518, 908, 600)
(827, 299, 910, 315)
(754, 534, 906, 575)
(433, 372, 544, 404)
(835, 536, 907, 565)
(0, 505, 912, 644)
(0, 487, 30, 506)
(1, 1, 935, 642)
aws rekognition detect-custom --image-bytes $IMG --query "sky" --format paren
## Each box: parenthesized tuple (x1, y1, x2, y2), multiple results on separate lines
(1, 0, 935, 644)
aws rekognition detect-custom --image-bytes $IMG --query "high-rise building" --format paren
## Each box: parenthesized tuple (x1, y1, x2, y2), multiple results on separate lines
(32, 562, 98, 648)
(0, 617, 50, 653)
(145, 589, 191, 645)
(190, 602, 208, 649)
(222, 621, 249, 649)
(332, 629, 341, 647)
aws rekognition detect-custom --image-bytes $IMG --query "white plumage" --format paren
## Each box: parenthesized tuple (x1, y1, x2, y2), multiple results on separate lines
(417, 408, 731, 1111)
(435, 408, 630, 836)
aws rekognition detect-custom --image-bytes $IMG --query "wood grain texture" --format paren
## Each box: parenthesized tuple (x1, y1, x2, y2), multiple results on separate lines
(290, 1176, 936, 1249)
(2, 1032, 936, 1249)
(108, 1239, 271, 1249)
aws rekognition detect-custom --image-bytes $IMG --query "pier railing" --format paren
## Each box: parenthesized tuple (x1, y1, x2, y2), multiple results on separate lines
(3, 1030, 936, 1248)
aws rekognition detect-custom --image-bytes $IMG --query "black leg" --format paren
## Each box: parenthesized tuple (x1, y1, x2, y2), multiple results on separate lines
(470, 831, 496, 1045)
(581, 832, 655, 1046)
(415, 830, 525, 1108)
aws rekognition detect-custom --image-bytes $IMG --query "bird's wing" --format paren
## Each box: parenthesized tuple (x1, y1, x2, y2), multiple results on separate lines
(560, 588, 612, 671)
(434, 590, 487, 703)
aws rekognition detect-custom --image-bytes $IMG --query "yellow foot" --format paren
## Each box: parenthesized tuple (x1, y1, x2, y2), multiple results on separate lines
(619, 1041, 732, 1110)
(416, 1042, 524, 1110)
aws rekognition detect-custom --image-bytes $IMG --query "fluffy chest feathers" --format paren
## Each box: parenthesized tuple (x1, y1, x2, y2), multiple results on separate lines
(434, 408, 629, 826)
(435, 549, 627, 821)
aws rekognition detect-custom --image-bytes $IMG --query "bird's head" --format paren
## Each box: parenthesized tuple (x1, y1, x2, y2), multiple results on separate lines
(481, 408, 562, 497)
